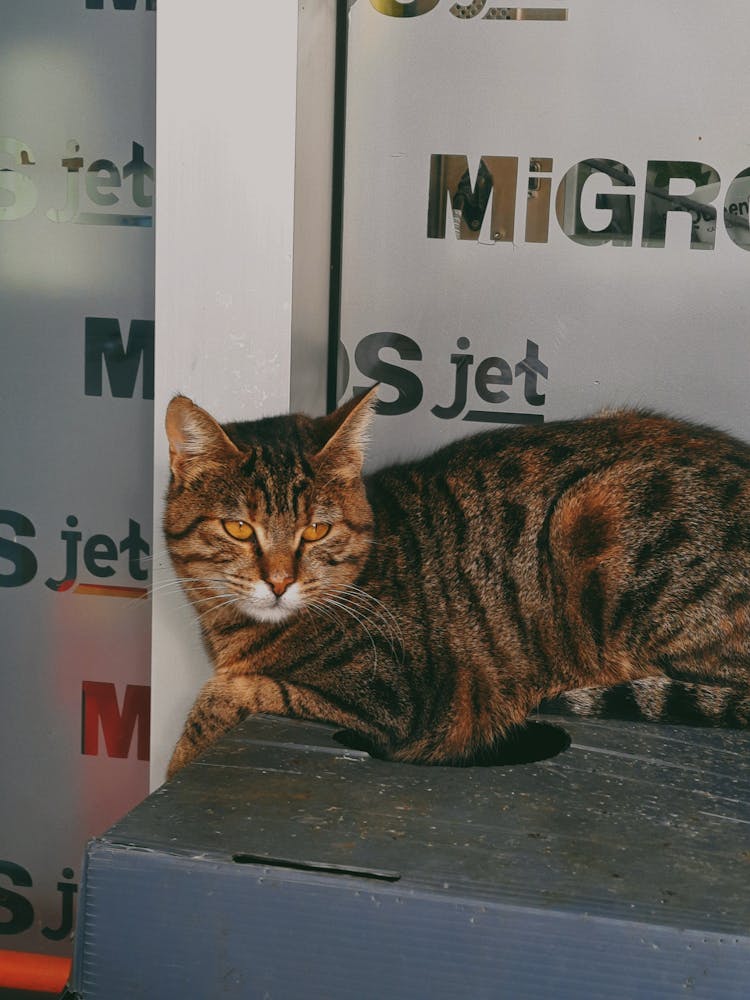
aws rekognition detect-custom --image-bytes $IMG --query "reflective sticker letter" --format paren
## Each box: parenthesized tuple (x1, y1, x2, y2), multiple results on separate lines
(123, 141, 154, 209)
(525, 157, 553, 244)
(556, 159, 635, 247)
(723, 167, 750, 251)
(450, 1, 487, 17)
(0, 138, 37, 221)
(427, 154, 518, 242)
(86, 159, 121, 207)
(642, 160, 720, 250)
(370, 0, 440, 16)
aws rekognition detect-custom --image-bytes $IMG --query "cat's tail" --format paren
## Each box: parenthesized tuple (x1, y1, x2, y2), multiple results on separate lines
(539, 678, 750, 728)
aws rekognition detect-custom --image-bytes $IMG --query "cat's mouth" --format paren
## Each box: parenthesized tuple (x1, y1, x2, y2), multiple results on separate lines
(239, 581, 304, 624)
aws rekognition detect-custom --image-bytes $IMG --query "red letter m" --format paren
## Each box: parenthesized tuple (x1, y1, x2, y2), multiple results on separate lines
(81, 681, 150, 760)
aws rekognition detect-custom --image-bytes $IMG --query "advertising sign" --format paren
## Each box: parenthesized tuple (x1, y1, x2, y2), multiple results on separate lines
(1, 0, 154, 963)
(339, 0, 750, 464)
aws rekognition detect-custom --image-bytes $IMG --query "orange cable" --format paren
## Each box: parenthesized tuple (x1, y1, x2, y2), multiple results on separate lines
(0, 949, 72, 992)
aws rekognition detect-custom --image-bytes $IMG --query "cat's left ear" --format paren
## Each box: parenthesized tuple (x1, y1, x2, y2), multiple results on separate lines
(313, 385, 378, 478)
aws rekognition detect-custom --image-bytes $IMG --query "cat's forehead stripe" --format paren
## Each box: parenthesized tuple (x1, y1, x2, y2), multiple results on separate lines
(291, 478, 310, 519)
(238, 442, 313, 516)
(244, 458, 273, 512)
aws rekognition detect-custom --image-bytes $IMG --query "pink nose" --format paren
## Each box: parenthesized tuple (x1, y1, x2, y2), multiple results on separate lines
(269, 575, 294, 597)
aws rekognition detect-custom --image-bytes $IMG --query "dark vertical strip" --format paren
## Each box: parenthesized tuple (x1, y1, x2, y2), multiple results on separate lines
(426, 154, 447, 238)
(601, 683, 643, 721)
(581, 568, 605, 653)
(327, 0, 350, 413)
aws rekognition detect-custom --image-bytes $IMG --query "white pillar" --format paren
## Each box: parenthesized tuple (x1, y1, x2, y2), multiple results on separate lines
(151, 1, 335, 785)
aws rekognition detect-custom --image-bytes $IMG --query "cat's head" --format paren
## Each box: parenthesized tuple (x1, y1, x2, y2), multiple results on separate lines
(163, 389, 377, 624)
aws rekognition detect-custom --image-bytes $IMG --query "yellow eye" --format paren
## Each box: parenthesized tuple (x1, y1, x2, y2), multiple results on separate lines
(223, 519, 254, 541)
(301, 522, 330, 542)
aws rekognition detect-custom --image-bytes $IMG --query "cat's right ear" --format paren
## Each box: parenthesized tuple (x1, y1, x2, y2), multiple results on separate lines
(313, 385, 379, 480)
(165, 395, 240, 483)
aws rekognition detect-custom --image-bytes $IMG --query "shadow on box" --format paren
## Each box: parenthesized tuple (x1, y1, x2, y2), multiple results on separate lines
(333, 719, 571, 765)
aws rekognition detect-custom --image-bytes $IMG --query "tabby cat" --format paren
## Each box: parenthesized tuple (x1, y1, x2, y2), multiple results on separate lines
(164, 389, 750, 778)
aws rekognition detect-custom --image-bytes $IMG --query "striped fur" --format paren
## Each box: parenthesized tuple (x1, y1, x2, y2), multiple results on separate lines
(164, 391, 750, 777)
(540, 677, 750, 727)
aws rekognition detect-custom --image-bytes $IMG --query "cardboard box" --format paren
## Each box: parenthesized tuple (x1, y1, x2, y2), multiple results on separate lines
(69, 714, 750, 998)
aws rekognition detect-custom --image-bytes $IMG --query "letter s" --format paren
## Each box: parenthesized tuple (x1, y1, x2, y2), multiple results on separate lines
(0, 510, 37, 587)
(0, 138, 37, 221)
(354, 332, 423, 416)
(0, 860, 34, 935)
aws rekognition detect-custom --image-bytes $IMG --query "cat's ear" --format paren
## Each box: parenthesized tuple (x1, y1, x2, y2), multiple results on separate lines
(313, 385, 378, 478)
(165, 395, 240, 482)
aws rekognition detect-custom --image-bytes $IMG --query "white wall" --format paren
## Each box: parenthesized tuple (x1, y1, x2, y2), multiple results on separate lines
(340, 1, 750, 464)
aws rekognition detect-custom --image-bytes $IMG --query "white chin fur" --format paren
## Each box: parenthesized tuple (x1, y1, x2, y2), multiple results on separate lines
(240, 582, 303, 624)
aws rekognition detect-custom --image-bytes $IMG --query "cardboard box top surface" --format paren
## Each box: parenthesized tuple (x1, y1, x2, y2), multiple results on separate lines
(100, 713, 750, 935)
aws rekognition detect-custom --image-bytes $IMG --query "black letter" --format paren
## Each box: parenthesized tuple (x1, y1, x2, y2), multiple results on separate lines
(475, 356, 512, 405)
(0, 860, 34, 935)
(0, 510, 37, 587)
(119, 519, 149, 581)
(42, 868, 77, 942)
(515, 340, 548, 406)
(85, 316, 154, 399)
(84, 534, 118, 578)
(432, 339, 472, 419)
(86, 1, 156, 10)
(354, 332, 423, 416)
(46, 515, 81, 591)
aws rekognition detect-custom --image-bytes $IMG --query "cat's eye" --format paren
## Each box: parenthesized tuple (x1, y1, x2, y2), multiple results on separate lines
(223, 519, 254, 541)
(301, 522, 330, 542)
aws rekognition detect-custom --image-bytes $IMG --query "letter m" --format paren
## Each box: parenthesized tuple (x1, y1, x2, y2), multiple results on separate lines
(82, 681, 150, 760)
(86, 1, 157, 10)
(427, 154, 518, 242)
(85, 317, 154, 399)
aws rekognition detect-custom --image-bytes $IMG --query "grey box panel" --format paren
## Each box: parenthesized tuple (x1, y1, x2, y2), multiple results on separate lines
(71, 715, 750, 998)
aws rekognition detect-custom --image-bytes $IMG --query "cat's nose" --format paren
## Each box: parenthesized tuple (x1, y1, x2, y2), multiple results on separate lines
(269, 575, 295, 597)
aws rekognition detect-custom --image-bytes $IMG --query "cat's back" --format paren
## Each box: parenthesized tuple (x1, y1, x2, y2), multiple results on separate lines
(369, 409, 750, 499)
(361, 410, 749, 692)
(365, 409, 750, 569)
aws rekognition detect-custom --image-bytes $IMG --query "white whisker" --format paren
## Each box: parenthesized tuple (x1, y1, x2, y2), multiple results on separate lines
(324, 584, 405, 663)
(306, 599, 345, 630)
(192, 594, 245, 624)
(182, 591, 241, 611)
(147, 576, 227, 595)
(320, 593, 379, 666)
